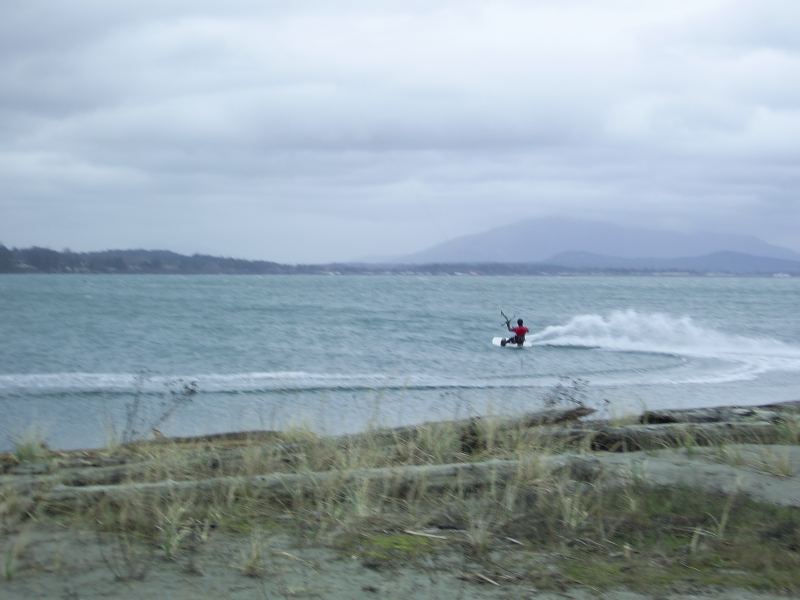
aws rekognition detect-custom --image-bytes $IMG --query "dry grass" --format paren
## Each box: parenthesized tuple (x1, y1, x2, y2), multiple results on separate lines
(2, 529, 29, 581)
(756, 446, 795, 477)
(11, 427, 50, 464)
(237, 529, 268, 577)
(711, 443, 796, 478)
(3, 404, 800, 593)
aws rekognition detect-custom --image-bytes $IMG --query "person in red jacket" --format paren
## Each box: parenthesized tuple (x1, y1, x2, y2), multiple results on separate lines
(501, 318, 529, 347)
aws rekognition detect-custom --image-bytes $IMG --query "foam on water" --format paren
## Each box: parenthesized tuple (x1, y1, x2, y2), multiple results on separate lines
(530, 310, 800, 383)
(0, 371, 548, 395)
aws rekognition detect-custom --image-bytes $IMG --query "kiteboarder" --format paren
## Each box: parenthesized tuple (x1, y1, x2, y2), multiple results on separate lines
(501, 317, 529, 347)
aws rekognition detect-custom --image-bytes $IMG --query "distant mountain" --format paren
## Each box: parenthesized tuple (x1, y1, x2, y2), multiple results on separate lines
(400, 217, 800, 264)
(547, 251, 800, 274)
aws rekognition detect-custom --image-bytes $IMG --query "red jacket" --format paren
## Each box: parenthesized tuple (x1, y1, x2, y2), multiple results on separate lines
(512, 325, 529, 337)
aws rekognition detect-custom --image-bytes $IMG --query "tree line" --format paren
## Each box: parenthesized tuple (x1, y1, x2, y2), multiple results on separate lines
(0, 244, 575, 275)
(0, 245, 304, 274)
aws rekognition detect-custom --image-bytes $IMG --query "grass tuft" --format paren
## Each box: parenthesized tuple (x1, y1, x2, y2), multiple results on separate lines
(12, 428, 50, 463)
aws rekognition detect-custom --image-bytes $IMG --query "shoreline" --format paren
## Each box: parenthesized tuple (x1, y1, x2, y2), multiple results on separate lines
(5, 391, 800, 455)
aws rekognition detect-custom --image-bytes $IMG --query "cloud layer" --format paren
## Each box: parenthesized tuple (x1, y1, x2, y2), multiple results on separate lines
(2, 0, 799, 261)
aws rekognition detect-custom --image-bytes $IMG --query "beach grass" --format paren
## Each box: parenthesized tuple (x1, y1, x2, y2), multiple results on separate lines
(10, 427, 50, 464)
(3, 402, 800, 595)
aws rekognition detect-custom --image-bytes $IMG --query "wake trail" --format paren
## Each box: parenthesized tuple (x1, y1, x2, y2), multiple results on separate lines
(529, 310, 800, 380)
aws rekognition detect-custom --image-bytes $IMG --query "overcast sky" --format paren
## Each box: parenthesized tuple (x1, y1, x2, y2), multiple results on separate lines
(1, 0, 798, 262)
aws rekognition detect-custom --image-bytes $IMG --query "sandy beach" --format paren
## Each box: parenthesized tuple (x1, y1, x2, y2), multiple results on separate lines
(3, 401, 800, 599)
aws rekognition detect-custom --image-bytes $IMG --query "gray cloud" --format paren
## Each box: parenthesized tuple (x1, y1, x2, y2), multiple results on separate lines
(1, 0, 798, 262)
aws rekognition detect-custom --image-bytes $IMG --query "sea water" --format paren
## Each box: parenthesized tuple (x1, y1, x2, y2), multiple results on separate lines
(1, 274, 799, 450)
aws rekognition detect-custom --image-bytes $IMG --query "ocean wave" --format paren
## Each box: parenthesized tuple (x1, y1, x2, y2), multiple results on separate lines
(0, 371, 556, 395)
(0, 364, 779, 396)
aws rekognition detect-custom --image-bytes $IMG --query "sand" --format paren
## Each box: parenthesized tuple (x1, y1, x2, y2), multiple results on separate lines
(3, 402, 800, 598)
(1, 521, 792, 600)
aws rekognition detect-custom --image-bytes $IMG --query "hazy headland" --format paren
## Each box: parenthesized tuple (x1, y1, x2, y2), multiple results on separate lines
(4, 219, 800, 276)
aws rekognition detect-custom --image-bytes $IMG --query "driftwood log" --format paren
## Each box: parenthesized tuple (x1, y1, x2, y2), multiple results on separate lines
(531, 421, 784, 452)
(48, 407, 597, 487)
(40, 443, 800, 512)
(641, 407, 783, 425)
(41, 454, 597, 511)
(333, 406, 596, 451)
(8, 407, 792, 493)
(10, 402, 800, 511)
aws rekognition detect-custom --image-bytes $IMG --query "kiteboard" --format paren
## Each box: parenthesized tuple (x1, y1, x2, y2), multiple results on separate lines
(492, 336, 534, 348)
(494, 309, 535, 348)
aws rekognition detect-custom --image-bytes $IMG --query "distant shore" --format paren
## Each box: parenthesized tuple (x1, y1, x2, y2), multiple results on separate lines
(2, 245, 798, 276)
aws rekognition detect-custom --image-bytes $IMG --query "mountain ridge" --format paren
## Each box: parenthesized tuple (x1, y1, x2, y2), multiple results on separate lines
(399, 217, 800, 264)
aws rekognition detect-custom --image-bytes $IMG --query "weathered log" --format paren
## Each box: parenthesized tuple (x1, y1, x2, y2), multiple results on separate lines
(41, 454, 599, 511)
(126, 429, 283, 447)
(53, 441, 308, 487)
(55, 449, 243, 487)
(530, 421, 782, 452)
(640, 399, 800, 425)
(38, 441, 800, 513)
(39, 409, 593, 488)
(97, 407, 594, 454)
(756, 399, 800, 411)
(22, 412, 784, 489)
(12, 403, 795, 498)
(640, 407, 783, 425)
(346, 406, 595, 453)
